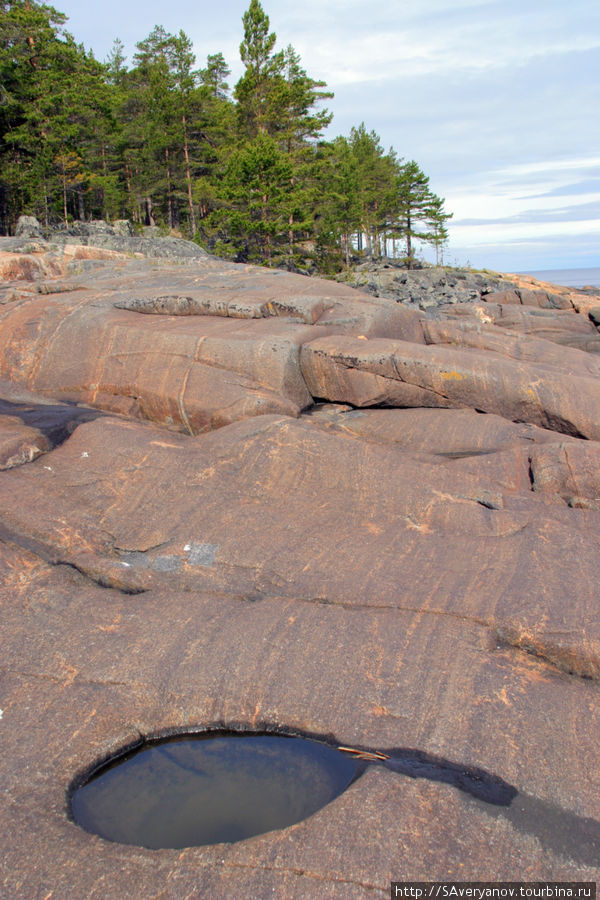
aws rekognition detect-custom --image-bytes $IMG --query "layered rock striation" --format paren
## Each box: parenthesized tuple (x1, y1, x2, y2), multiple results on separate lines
(1, 230, 600, 896)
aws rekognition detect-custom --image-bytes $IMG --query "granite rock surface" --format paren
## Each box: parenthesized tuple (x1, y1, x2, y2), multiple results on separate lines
(1, 237, 600, 897)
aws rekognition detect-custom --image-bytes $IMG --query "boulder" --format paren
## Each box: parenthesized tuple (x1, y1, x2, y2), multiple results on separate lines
(15, 215, 44, 238)
(49, 220, 210, 260)
(112, 219, 136, 236)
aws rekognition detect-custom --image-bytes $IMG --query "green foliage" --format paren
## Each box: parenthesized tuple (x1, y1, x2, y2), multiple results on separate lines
(0, 0, 113, 225)
(0, 0, 452, 273)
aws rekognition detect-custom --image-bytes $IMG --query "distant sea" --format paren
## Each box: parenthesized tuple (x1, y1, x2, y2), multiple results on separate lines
(516, 267, 600, 289)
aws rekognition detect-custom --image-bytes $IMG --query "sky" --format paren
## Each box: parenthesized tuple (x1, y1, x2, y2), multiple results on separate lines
(54, 0, 599, 274)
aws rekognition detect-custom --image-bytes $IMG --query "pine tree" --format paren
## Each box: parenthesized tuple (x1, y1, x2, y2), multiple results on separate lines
(192, 70, 236, 242)
(395, 160, 441, 266)
(172, 30, 200, 234)
(229, 1, 333, 268)
(200, 52, 230, 100)
(0, 0, 452, 271)
(346, 124, 397, 258)
(0, 1, 113, 227)
(234, 0, 283, 138)
(314, 137, 361, 269)
(216, 133, 293, 265)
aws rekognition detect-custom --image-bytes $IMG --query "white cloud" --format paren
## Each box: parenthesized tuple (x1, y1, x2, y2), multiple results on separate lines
(298, 29, 599, 88)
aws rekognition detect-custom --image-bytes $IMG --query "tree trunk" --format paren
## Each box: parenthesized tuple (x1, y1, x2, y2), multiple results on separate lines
(43, 179, 49, 228)
(61, 161, 68, 226)
(261, 193, 271, 266)
(101, 143, 108, 220)
(145, 196, 155, 226)
(24, 0, 38, 69)
(125, 160, 138, 223)
(165, 148, 173, 230)
(182, 114, 196, 236)
(287, 175, 295, 270)
(363, 223, 372, 256)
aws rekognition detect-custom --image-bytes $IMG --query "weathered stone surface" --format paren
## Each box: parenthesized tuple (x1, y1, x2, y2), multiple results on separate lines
(15, 214, 44, 238)
(0, 286, 314, 430)
(529, 440, 600, 501)
(2, 531, 600, 894)
(334, 259, 588, 314)
(3, 413, 600, 676)
(301, 334, 600, 438)
(0, 241, 128, 290)
(0, 256, 424, 433)
(484, 287, 573, 310)
(0, 414, 50, 468)
(422, 318, 600, 376)
(111, 259, 424, 340)
(442, 301, 600, 351)
(2, 245, 600, 895)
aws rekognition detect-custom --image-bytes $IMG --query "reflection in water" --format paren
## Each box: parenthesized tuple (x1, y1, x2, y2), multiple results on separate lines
(71, 733, 359, 849)
(71, 731, 600, 864)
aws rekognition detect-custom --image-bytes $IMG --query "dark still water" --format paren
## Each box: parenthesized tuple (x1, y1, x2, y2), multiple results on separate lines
(71, 733, 358, 849)
(518, 267, 600, 289)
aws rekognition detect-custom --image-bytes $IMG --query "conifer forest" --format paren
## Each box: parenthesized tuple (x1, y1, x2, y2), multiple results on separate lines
(0, 0, 452, 271)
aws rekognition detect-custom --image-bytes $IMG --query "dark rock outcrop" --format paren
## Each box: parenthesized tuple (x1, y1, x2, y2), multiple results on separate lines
(15, 214, 45, 239)
(336, 258, 587, 313)
(7, 216, 208, 260)
(49, 219, 210, 260)
(1, 239, 600, 896)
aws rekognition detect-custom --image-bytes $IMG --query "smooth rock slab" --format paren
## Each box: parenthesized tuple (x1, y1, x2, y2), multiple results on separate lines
(422, 318, 600, 378)
(2, 252, 600, 895)
(315, 406, 600, 504)
(0, 255, 423, 434)
(444, 301, 600, 350)
(2, 413, 600, 680)
(1, 537, 599, 896)
(0, 293, 318, 431)
(301, 334, 600, 438)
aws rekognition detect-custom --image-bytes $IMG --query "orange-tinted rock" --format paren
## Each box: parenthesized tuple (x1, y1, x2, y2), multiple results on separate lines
(442, 300, 600, 350)
(0, 414, 49, 468)
(2, 412, 600, 894)
(0, 291, 316, 429)
(301, 334, 600, 438)
(2, 413, 600, 677)
(2, 248, 600, 894)
(529, 440, 600, 501)
(422, 318, 600, 376)
(0, 256, 423, 434)
(484, 288, 522, 305)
